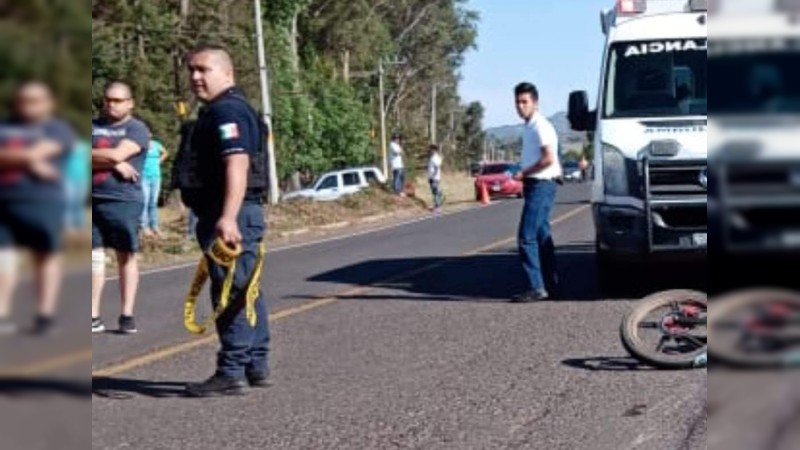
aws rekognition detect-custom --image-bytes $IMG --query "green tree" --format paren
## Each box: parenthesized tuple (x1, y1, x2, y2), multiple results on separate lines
(89, 0, 482, 190)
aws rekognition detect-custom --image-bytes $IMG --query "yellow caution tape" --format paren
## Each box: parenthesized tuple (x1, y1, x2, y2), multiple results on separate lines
(184, 237, 266, 335)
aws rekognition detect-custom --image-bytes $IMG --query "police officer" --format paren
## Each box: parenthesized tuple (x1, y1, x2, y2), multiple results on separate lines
(180, 45, 270, 397)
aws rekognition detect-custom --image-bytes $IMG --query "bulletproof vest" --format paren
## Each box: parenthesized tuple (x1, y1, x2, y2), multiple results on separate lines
(172, 94, 270, 194)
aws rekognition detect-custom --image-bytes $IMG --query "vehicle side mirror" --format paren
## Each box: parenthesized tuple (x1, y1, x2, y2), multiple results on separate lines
(568, 91, 597, 132)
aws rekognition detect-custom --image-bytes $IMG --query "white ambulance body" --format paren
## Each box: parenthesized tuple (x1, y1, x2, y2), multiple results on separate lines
(707, 0, 800, 261)
(569, 0, 708, 288)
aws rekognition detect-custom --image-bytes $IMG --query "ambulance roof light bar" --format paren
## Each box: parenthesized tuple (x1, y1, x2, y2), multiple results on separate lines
(775, 0, 800, 13)
(688, 0, 707, 12)
(617, 0, 647, 15)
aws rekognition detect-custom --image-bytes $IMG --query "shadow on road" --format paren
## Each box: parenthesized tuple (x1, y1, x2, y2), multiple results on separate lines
(562, 356, 655, 372)
(297, 242, 706, 303)
(92, 377, 187, 399)
(0, 378, 91, 398)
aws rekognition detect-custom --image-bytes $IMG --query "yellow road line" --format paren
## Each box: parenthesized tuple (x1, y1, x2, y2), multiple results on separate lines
(27, 204, 588, 379)
(93, 297, 344, 378)
(0, 348, 93, 378)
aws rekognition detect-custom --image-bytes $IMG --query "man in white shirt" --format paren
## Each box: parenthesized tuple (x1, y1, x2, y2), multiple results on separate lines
(510, 82, 562, 303)
(427, 144, 444, 213)
(389, 133, 405, 195)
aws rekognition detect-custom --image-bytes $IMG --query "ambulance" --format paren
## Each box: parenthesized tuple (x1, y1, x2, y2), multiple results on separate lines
(568, 0, 708, 290)
(707, 0, 800, 287)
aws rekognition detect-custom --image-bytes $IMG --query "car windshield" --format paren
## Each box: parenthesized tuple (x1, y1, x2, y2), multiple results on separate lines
(481, 164, 517, 175)
(563, 162, 579, 170)
(604, 38, 707, 118)
(709, 38, 800, 115)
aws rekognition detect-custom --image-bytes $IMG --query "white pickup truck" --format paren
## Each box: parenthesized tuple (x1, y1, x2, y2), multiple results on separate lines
(282, 167, 387, 202)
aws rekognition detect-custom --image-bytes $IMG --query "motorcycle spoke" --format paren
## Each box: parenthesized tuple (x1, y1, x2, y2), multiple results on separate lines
(677, 334, 706, 349)
(638, 321, 660, 330)
(656, 335, 671, 353)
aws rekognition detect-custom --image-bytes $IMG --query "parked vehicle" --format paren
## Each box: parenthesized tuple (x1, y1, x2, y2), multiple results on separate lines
(282, 167, 386, 202)
(569, 0, 708, 293)
(563, 161, 583, 182)
(474, 162, 523, 200)
(707, 1, 800, 282)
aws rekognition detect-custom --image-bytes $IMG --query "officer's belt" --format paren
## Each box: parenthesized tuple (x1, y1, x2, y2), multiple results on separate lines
(184, 237, 266, 335)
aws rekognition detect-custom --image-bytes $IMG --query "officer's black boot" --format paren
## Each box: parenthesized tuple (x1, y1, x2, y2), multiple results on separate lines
(185, 375, 247, 398)
(246, 370, 272, 388)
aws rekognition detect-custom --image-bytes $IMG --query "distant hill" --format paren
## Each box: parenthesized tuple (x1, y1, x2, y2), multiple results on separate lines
(485, 124, 523, 143)
(486, 112, 587, 155)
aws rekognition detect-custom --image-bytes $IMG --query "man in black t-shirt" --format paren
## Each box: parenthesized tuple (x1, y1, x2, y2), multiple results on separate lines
(0, 81, 76, 335)
(91, 81, 150, 335)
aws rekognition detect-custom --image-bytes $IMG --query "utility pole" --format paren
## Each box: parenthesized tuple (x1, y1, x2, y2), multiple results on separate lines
(430, 84, 437, 145)
(253, 0, 280, 204)
(376, 57, 406, 178)
(378, 59, 388, 178)
(429, 83, 453, 146)
(172, 0, 191, 121)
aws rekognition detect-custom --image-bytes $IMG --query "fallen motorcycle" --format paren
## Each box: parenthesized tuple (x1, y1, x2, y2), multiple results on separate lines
(620, 290, 707, 369)
(708, 289, 800, 369)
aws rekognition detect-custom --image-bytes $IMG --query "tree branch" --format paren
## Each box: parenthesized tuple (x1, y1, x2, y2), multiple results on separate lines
(396, 0, 439, 45)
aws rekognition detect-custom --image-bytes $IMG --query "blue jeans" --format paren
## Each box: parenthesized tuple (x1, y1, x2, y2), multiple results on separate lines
(518, 179, 558, 294)
(141, 177, 161, 230)
(392, 169, 405, 194)
(196, 203, 270, 379)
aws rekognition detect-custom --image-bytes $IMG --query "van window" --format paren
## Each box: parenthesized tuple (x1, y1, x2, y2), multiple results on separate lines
(364, 170, 379, 184)
(317, 175, 339, 190)
(343, 172, 361, 187)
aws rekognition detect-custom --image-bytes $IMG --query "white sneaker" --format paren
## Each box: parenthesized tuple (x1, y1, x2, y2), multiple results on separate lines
(92, 318, 106, 334)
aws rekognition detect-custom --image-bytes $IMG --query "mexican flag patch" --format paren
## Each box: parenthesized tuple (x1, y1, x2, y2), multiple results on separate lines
(219, 123, 240, 140)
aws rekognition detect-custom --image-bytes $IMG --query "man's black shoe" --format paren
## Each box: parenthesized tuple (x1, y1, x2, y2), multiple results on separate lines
(246, 371, 272, 388)
(32, 315, 56, 336)
(185, 375, 247, 398)
(118, 315, 138, 334)
(510, 290, 549, 303)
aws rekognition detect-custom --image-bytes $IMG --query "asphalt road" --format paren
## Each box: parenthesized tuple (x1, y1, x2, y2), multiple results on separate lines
(3, 182, 711, 450)
(87, 183, 707, 449)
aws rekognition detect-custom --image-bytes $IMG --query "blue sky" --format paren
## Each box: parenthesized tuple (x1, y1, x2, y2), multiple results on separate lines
(459, 0, 611, 128)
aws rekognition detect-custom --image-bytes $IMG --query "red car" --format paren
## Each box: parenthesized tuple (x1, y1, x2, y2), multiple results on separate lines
(474, 162, 524, 200)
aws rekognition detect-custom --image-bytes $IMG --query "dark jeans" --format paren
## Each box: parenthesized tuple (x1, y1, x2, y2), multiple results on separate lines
(392, 169, 405, 194)
(429, 179, 444, 208)
(196, 203, 270, 379)
(518, 179, 558, 294)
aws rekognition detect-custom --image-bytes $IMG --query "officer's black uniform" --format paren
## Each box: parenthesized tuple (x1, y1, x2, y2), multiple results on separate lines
(177, 87, 270, 395)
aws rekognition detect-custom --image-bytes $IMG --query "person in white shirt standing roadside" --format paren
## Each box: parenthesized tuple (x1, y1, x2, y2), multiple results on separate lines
(427, 144, 444, 213)
(389, 133, 405, 196)
(510, 82, 562, 303)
